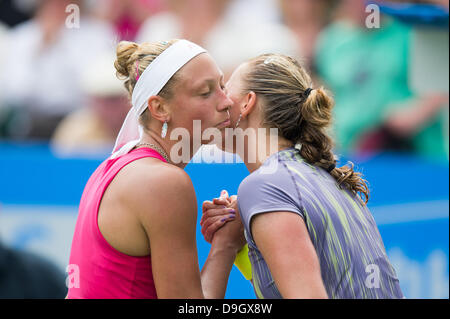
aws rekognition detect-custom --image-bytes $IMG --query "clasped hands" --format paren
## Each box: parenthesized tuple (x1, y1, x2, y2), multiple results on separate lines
(200, 190, 246, 250)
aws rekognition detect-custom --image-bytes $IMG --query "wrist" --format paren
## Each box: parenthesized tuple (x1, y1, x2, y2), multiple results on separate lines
(210, 237, 240, 256)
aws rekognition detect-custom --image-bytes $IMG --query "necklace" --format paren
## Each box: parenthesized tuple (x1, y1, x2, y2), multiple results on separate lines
(135, 142, 171, 164)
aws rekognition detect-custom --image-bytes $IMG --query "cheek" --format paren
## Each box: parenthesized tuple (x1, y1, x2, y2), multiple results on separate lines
(195, 105, 219, 128)
(227, 95, 241, 118)
(186, 101, 212, 119)
(190, 97, 218, 117)
(173, 100, 212, 130)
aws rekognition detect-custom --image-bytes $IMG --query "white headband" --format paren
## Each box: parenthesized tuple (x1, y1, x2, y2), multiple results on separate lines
(111, 40, 207, 159)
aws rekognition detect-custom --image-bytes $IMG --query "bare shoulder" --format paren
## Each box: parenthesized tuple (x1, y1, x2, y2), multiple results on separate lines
(124, 158, 193, 192)
(118, 158, 197, 225)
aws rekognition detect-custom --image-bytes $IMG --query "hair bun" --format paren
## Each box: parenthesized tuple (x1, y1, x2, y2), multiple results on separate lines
(114, 41, 140, 79)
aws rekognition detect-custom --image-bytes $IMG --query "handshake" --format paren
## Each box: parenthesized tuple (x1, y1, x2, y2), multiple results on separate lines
(200, 190, 244, 245)
(200, 190, 251, 281)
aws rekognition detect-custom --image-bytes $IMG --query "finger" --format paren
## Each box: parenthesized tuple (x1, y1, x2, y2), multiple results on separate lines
(205, 207, 236, 219)
(229, 196, 238, 209)
(220, 190, 229, 199)
(201, 203, 232, 225)
(205, 216, 231, 242)
(201, 215, 220, 239)
(202, 200, 227, 212)
(201, 207, 235, 227)
(213, 197, 230, 207)
(202, 214, 234, 235)
(202, 200, 214, 212)
(202, 226, 212, 244)
(206, 216, 236, 242)
(202, 214, 223, 233)
(201, 202, 227, 225)
(200, 208, 236, 227)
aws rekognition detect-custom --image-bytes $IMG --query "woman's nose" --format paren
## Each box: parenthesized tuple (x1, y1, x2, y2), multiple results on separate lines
(218, 90, 234, 113)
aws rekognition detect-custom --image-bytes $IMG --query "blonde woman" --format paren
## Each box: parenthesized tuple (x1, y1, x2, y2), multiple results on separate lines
(67, 39, 242, 299)
(201, 54, 404, 299)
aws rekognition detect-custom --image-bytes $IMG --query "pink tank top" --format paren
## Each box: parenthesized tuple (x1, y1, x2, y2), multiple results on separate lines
(67, 148, 165, 299)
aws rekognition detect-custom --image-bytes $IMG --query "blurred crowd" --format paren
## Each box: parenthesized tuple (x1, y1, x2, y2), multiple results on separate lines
(0, 0, 448, 161)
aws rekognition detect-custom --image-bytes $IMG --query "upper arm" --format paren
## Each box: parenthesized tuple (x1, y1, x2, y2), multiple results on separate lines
(250, 211, 328, 299)
(132, 166, 204, 298)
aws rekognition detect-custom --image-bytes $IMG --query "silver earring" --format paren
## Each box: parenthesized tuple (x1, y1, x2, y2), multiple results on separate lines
(235, 114, 242, 128)
(161, 121, 168, 138)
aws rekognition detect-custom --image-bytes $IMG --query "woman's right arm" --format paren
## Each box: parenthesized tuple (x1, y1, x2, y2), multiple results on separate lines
(251, 211, 328, 299)
(130, 165, 238, 298)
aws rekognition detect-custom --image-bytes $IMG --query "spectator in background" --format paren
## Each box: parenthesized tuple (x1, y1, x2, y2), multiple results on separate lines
(406, 0, 449, 7)
(431, 0, 449, 8)
(0, 204, 67, 298)
(93, 0, 163, 41)
(0, 0, 115, 140)
(0, 239, 67, 298)
(136, 0, 299, 78)
(216, 0, 280, 25)
(315, 0, 448, 160)
(0, 0, 33, 27)
(51, 53, 130, 157)
(278, 0, 334, 76)
(0, 22, 8, 106)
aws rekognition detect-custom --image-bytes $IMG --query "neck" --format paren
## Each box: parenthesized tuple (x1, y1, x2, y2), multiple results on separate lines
(235, 128, 293, 173)
(140, 131, 200, 169)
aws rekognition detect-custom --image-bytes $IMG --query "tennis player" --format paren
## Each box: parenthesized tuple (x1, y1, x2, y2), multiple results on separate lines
(201, 54, 404, 299)
(67, 39, 243, 299)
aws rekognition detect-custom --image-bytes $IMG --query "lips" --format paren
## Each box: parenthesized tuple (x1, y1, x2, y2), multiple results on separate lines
(217, 118, 231, 128)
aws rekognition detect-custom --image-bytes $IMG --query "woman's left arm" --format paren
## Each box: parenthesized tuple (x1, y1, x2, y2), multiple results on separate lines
(250, 211, 328, 299)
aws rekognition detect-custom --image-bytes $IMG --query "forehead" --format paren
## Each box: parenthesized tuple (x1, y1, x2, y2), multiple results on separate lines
(176, 53, 223, 88)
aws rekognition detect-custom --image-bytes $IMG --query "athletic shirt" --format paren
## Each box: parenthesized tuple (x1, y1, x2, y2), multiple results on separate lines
(67, 148, 165, 299)
(237, 148, 404, 299)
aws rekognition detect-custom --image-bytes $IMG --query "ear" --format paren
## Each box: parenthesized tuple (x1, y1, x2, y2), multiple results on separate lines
(240, 91, 257, 118)
(147, 96, 170, 122)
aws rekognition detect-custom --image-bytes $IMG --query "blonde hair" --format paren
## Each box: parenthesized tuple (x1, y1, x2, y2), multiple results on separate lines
(114, 39, 180, 129)
(243, 54, 370, 204)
